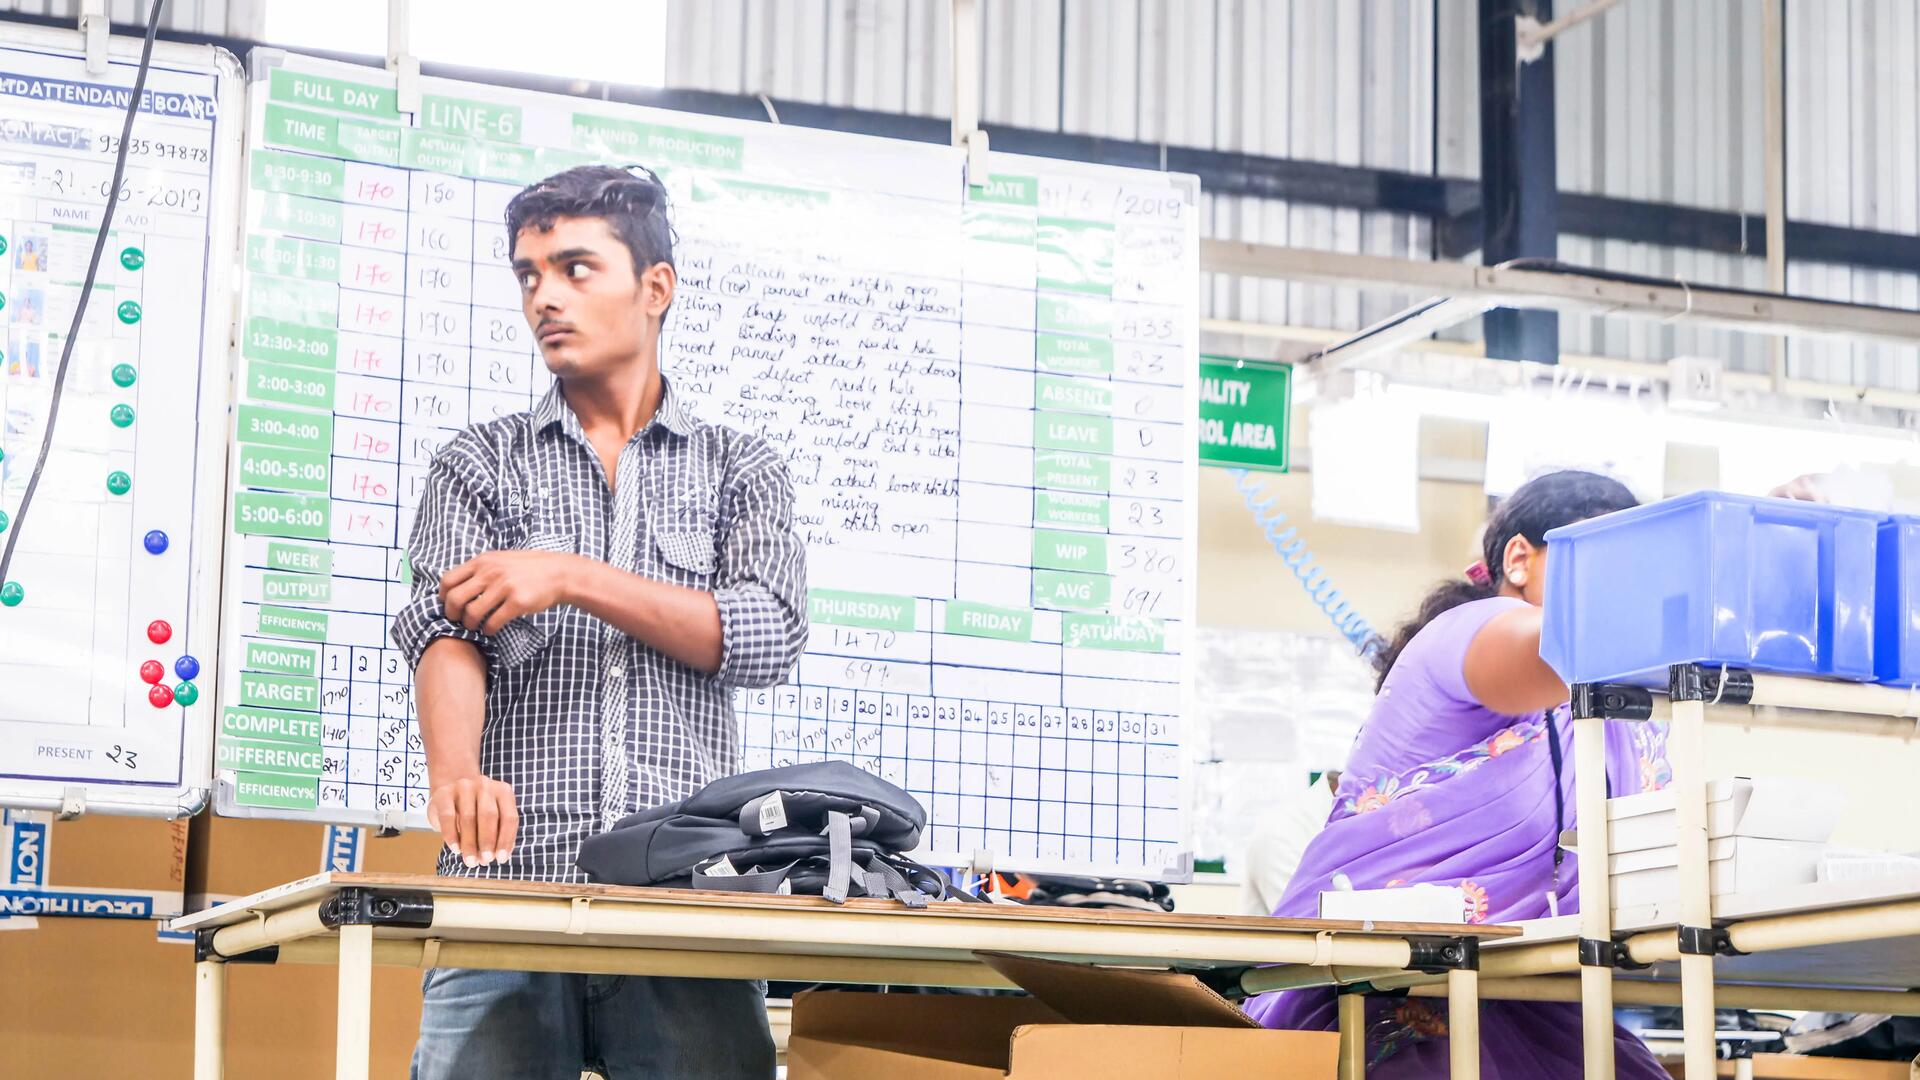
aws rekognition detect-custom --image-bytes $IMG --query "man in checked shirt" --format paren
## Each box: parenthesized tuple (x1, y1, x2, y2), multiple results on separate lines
(393, 165, 807, 1079)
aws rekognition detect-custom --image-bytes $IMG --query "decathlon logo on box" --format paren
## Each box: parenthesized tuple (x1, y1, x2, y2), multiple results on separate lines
(8, 819, 46, 888)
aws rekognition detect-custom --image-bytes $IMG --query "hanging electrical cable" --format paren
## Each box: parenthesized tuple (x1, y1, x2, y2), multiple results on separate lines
(0, 0, 168, 593)
(1228, 467, 1385, 662)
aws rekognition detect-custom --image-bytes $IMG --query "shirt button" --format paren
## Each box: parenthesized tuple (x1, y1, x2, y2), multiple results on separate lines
(609, 666, 625, 678)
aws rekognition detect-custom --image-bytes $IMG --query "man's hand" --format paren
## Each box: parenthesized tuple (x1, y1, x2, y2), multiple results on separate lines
(440, 550, 580, 634)
(426, 775, 518, 867)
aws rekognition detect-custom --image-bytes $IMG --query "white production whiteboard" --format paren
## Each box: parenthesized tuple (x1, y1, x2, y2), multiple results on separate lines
(0, 22, 241, 818)
(215, 49, 1198, 880)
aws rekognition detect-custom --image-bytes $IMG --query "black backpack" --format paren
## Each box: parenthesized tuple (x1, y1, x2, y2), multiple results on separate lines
(577, 762, 957, 906)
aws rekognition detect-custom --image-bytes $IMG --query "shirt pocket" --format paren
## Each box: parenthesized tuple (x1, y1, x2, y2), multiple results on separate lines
(654, 524, 718, 589)
(489, 501, 578, 670)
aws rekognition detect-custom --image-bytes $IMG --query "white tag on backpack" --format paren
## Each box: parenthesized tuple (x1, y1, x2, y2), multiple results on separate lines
(777, 878, 792, 895)
(758, 791, 788, 833)
(704, 855, 737, 878)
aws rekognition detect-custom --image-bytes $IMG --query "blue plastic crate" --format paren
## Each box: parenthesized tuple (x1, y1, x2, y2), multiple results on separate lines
(1878, 516, 1920, 686)
(1541, 491, 1882, 686)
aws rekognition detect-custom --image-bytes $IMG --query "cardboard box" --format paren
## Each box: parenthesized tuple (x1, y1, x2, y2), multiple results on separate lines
(186, 810, 442, 908)
(1604, 778, 1844, 854)
(1692, 1054, 1912, 1078)
(0, 808, 189, 921)
(788, 952, 1338, 1079)
(0, 904, 429, 1079)
(1609, 836, 1824, 908)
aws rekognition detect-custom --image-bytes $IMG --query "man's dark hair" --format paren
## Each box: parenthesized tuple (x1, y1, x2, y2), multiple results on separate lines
(505, 165, 676, 290)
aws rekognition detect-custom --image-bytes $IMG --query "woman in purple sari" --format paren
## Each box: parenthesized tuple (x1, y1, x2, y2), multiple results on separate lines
(1245, 471, 1671, 1077)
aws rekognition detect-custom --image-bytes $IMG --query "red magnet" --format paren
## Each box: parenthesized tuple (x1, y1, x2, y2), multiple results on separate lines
(148, 683, 174, 708)
(147, 620, 171, 645)
(139, 660, 164, 684)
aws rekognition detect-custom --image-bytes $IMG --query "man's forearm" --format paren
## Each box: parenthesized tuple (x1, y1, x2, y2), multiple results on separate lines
(566, 558, 723, 674)
(418, 636, 488, 786)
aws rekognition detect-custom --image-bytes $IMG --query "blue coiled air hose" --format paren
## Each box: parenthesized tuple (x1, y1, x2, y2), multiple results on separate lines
(1227, 468, 1385, 661)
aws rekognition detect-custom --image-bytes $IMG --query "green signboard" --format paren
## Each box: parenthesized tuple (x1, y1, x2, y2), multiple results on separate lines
(1198, 356, 1291, 472)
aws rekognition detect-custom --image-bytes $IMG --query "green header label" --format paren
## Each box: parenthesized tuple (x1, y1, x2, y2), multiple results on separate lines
(262, 104, 339, 155)
(809, 589, 915, 631)
(247, 359, 336, 411)
(1034, 411, 1114, 455)
(262, 572, 332, 606)
(238, 445, 330, 494)
(258, 604, 329, 642)
(572, 115, 744, 170)
(336, 118, 403, 166)
(1033, 450, 1111, 493)
(1199, 356, 1292, 473)
(1033, 569, 1112, 612)
(403, 129, 472, 175)
(968, 174, 1038, 207)
(222, 704, 321, 744)
(243, 641, 319, 679)
(234, 490, 331, 541)
(1035, 374, 1112, 414)
(1036, 334, 1114, 376)
(422, 94, 521, 142)
(242, 317, 336, 368)
(1033, 529, 1108, 574)
(238, 672, 320, 712)
(232, 772, 318, 809)
(256, 194, 343, 242)
(943, 601, 1034, 642)
(251, 149, 344, 199)
(236, 405, 333, 453)
(1036, 218, 1116, 296)
(217, 739, 322, 776)
(267, 542, 333, 575)
(268, 68, 396, 118)
(1063, 614, 1167, 652)
(1035, 491, 1109, 531)
(1037, 295, 1112, 337)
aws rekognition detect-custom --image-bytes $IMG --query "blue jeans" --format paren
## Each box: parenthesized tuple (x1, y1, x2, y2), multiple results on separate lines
(411, 968, 775, 1079)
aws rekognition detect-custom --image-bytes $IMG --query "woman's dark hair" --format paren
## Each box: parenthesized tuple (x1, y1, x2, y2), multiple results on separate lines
(505, 165, 676, 313)
(1372, 470, 1638, 691)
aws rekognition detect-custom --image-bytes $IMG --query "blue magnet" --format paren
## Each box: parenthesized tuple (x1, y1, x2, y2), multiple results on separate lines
(175, 655, 200, 681)
(143, 530, 168, 555)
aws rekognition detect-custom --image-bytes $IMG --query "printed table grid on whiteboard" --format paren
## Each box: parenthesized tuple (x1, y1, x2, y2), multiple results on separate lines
(0, 36, 231, 795)
(217, 51, 1196, 879)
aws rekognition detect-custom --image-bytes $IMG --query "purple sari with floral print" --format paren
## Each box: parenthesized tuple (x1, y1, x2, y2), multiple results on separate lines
(1244, 597, 1671, 1078)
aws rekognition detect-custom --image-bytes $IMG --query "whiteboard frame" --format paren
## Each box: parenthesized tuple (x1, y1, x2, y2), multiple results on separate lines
(211, 50, 1206, 882)
(0, 20, 245, 819)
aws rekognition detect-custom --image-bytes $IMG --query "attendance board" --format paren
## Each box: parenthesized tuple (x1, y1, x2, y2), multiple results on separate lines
(0, 22, 242, 818)
(216, 50, 1197, 880)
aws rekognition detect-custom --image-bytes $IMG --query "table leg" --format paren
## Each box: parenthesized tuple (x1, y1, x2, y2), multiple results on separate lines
(336, 924, 373, 1080)
(1447, 968, 1479, 1080)
(194, 959, 226, 1080)
(1338, 991, 1366, 1080)
(1734, 1057, 1754, 1080)
(1574, 712, 1618, 1078)
(1671, 696, 1718, 1080)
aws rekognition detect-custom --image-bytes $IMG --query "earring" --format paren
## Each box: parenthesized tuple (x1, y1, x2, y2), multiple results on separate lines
(1508, 567, 1528, 586)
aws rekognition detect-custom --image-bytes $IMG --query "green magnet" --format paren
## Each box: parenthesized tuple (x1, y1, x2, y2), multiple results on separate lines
(173, 681, 199, 706)
(112, 364, 137, 387)
(120, 247, 145, 271)
(0, 582, 22, 607)
(111, 404, 135, 428)
(116, 301, 141, 324)
(106, 471, 131, 496)
(0, 511, 9, 533)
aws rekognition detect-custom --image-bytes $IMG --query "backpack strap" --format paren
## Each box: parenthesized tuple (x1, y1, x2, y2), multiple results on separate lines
(822, 809, 854, 903)
(689, 855, 799, 895)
